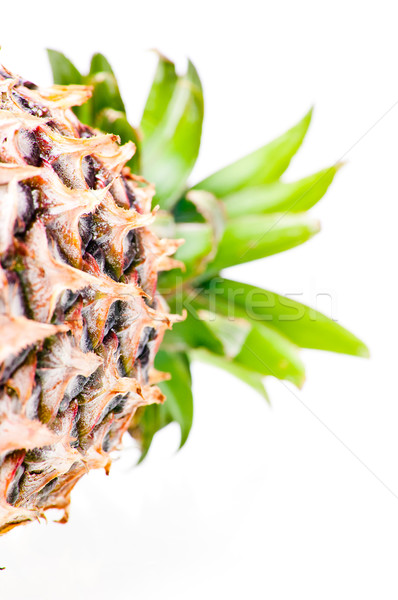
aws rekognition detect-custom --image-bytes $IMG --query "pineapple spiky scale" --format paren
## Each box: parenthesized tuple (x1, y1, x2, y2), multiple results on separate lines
(0, 66, 179, 533)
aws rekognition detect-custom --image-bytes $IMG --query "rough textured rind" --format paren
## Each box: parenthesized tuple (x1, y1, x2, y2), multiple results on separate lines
(0, 66, 180, 533)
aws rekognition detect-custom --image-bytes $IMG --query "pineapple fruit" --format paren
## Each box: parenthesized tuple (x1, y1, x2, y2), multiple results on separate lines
(0, 65, 181, 533)
(0, 50, 367, 534)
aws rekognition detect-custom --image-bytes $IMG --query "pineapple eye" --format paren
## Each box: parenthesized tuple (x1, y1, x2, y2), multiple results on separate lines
(22, 80, 38, 90)
(6, 465, 25, 506)
(137, 344, 150, 367)
(17, 129, 42, 167)
(59, 289, 80, 313)
(81, 155, 97, 189)
(103, 301, 120, 337)
(37, 477, 59, 502)
(123, 230, 142, 272)
(100, 393, 127, 423)
(15, 182, 35, 233)
(78, 214, 94, 251)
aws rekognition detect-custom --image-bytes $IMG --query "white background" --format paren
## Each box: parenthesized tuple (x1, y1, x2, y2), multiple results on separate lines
(1, 1, 398, 598)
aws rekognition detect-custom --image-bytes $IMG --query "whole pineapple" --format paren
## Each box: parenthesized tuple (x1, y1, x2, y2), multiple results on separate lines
(0, 50, 368, 535)
(0, 66, 180, 533)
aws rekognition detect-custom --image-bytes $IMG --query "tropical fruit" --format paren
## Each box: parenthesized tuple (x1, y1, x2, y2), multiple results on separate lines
(0, 64, 180, 533)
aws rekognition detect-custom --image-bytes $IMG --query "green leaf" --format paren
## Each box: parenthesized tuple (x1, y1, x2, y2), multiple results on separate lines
(88, 53, 125, 114)
(47, 51, 127, 128)
(223, 164, 341, 218)
(47, 49, 88, 125)
(157, 223, 213, 293)
(193, 294, 306, 387)
(173, 190, 226, 270)
(233, 325, 305, 387)
(181, 190, 226, 245)
(202, 213, 320, 276)
(197, 310, 250, 357)
(134, 350, 193, 460)
(47, 49, 89, 121)
(47, 49, 82, 86)
(135, 403, 171, 463)
(199, 278, 369, 358)
(155, 350, 194, 447)
(140, 53, 178, 140)
(89, 52, 115, 76)
(86, 75, 125, 119)
(141, 60, 204, 210)
(149, 211, 177, 238)
(193, 109, 312, 197)
(192, 349, 269, 402)
(96, 109, 140, 171)
(173, 196, 205, 223)
(173, 223, 212, 272)
(162, 304, 224, 355)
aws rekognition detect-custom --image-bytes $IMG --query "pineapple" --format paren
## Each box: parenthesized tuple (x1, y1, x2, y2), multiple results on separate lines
(0, 66, 181, 533)
(0, 50, 368, 534)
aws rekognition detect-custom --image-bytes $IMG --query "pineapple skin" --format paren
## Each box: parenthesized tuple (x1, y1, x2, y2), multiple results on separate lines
(0, 66, 180, 533)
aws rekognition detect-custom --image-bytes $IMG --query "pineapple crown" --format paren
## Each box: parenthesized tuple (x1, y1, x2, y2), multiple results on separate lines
(47, 50, 368, 458)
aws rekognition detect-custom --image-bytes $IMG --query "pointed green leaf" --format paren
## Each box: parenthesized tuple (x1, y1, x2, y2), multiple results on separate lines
(141, 53, 178, 140)
(48, 50, 126, 127)
(173, 196, 205, 223)
(184, 191, 226, 243)
(193, 109, 312, 197)
(162, 304, 224, 355)
(157, 223, 213, 293)
(88, 53, 125, 113)
(134, 350, 193, 459)
(89, 52, 115, 76)
(223, 164, 341, 218)
(197, 310, 250, 357)
(134, 403, 171, 463)
(200, 278, 369, 358)
(172, 191, 226, 269)
(193, 294, 306, 387)
(141, 60, 204, 209)
(155, 350, 194, 447)
(234, 326, 305, 387)
(96, 109, 140, 171)
(192, 349, 269, 402)
(149, 211, 177, 238)
(87, 73, 125, 116)
(202, 213, 320, 276)
(173, 223, 212, 273)
(47, 49, 82, 85)
(47, 49, 87, 121)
